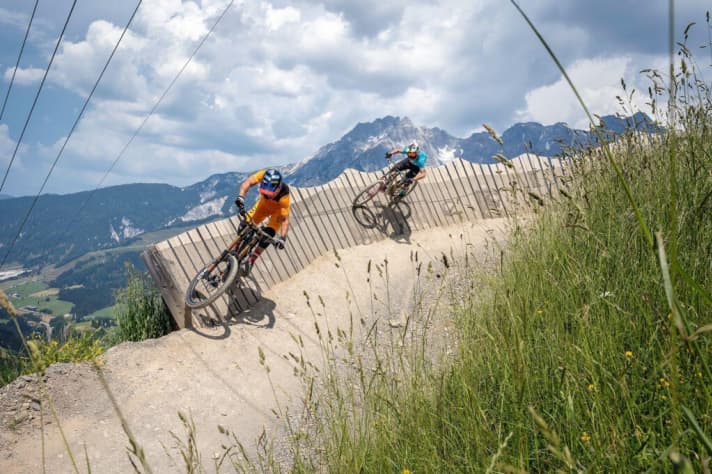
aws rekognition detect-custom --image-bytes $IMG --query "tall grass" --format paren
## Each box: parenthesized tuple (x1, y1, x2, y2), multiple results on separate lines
(282, 16, 712, 473)
(113, 263, 174, 342)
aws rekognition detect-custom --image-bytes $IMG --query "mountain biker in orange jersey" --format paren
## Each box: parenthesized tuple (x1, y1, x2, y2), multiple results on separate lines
(384, 141, 427, 195)
(234, 168, 289, 275)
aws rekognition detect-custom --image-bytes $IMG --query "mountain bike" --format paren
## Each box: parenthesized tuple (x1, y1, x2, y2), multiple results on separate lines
(185, 212, 277, 309)
(352, 156, 419, 207)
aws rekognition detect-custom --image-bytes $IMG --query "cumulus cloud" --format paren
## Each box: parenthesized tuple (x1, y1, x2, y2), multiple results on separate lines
(0, 0, 706, 195)
(0, 125, 14, 157)
(3, 66, 44, 85)
(516, 54, 669, 129)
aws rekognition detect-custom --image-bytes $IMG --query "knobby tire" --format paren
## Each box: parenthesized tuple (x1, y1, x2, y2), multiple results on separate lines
(185, 254, 239, 309)
(353, 181, 384, 207)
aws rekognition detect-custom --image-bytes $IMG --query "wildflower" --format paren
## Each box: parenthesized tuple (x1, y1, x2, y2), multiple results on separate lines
(580, 432, 591, 443)
(625, 351, 633, 359)
(587, 383, 596, 393)
(659, 378, 670, 388)
(536, 309, 544, 315)
(402, 470, 412, 474)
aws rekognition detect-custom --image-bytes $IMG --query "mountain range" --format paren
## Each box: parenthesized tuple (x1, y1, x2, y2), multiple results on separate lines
(0, 112, 657, 272)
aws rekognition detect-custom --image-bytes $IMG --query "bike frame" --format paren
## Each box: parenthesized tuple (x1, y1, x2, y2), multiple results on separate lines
(206, 213, 277, 273)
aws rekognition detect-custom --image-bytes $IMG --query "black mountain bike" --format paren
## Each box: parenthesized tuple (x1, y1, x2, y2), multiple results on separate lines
(352, 156, 419, 207)
(185, 213, 277, 309)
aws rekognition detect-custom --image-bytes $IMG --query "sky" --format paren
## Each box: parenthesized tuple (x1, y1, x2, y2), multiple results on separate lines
(0, 0, 709, 196)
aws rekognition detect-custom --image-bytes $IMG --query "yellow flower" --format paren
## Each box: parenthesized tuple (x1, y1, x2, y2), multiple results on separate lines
(580, 432, 591, 443)
(625, 351, 633, 359)
(659, 378, 670, 388)
(402, 470, 411, 474)
(587, 383, 596, 393)
(536, 309, 544, 315)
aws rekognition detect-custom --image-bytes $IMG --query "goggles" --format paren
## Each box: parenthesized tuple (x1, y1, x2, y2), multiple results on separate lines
(259, 185, 281, 199)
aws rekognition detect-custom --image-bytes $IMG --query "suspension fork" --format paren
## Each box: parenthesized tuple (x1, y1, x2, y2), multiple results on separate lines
(205, 236, 242, 274)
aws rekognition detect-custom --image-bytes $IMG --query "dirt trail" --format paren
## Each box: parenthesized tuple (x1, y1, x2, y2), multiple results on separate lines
(0, 219, 509, 473)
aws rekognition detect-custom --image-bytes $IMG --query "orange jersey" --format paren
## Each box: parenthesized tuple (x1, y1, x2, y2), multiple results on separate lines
(247, 170, 290, 231)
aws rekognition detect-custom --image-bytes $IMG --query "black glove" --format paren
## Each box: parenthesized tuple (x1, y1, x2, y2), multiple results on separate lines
(274, 236, 286, 250)
(385, 151, 392, 159)
(235, 195, 245, 211)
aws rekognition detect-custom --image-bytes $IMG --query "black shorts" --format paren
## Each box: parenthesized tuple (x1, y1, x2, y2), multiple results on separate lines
(392, 158, 421, 179)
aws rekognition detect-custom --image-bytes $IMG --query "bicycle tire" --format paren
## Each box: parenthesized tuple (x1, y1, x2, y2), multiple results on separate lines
(389, 176, 418, 204)
(185, 254, 239, 309)
(352, 181, 384, 207)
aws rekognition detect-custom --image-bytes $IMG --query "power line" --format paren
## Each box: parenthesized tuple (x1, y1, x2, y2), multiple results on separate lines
(0, 1, 142, 270)
(68, 0, 235, 231)
(0, 0, 78, 193)
(0, 0, 39, 122)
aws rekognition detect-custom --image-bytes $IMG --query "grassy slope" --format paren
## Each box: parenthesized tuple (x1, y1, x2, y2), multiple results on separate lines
(288, 100, 711, 471)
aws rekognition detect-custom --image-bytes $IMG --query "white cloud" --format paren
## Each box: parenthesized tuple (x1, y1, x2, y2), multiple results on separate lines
(3, 66, 44, 85)
(0, 0, 703, 195)
(0, 125, 13, 155)
(264, 5, 300, 31)
(515, 55, 665, 129)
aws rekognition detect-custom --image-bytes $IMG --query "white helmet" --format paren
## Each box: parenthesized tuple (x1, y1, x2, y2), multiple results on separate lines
(406, 142, 419, 156)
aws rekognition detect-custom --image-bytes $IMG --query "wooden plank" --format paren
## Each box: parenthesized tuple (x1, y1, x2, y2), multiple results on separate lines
(291, 187, 331, 255)
(327, 174, 362, 247)
(168, 233, 220, 327)
(284, 206, 318, 271)
(442, 161, 474, 222)
(141, 247, 185, 328)
(348, 170, 385, 244)
(430, 166, 458, 225)
(509, 158, 532, 212)
(202, 221, 254, 312)
(485, 163, 510, 218)
(317, 179, 353, 249)
(474, 162, 500, 218)
(182, 229, 233, 321)
(453, 159, 486, 219)
(415, 167, 448, 228)
(341, 169, 370, 246)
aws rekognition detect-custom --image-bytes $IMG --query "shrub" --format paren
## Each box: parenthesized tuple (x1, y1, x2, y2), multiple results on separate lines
(114, 263, 174, 342)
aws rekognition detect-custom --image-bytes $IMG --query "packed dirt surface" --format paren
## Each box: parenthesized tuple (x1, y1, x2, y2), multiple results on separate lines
(0, 219, 510, 473)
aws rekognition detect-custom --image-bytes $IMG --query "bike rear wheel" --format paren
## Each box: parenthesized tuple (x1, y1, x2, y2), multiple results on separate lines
(353, 181, 384, 207)
(185, 254, 239, 309)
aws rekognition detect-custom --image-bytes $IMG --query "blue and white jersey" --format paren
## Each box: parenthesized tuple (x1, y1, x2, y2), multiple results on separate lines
(400, 147, 428, 168)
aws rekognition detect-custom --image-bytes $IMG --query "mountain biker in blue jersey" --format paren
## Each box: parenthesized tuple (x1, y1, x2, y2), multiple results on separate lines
(384, 141, 427, 196)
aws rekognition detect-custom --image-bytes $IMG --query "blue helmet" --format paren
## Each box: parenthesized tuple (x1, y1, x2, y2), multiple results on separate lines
(259, 169, 283, 198)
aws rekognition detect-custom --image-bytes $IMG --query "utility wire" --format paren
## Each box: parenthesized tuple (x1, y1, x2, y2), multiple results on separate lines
(68, 0, 235, 230)
(0, 1, 142, 270)
(0, 0, 39, 122)
(0, 0, 78, 193)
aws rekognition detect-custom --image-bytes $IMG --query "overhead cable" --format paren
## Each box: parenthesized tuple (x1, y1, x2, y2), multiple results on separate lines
(0, 1, 142, 270)
(0, 0, 78, 193)
(68, 0, 235, 230)
(0, 0, 39, 121)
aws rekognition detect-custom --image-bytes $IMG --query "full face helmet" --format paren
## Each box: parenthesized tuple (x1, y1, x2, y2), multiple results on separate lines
(406, 142, 420, 158)
(259, 169, 283, 199)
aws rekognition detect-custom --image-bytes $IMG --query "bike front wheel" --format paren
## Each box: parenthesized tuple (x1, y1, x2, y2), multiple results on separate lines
(185, 254, 239, 309)
(352, 181, 384, 207)
(389, 179, 418, 204)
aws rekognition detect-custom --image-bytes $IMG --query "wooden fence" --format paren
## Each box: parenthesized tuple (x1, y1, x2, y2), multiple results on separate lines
(142, 155, 574, 328)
